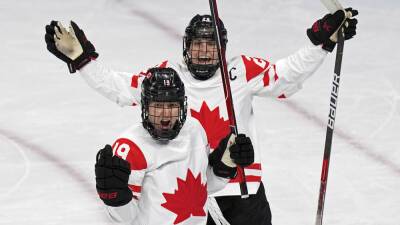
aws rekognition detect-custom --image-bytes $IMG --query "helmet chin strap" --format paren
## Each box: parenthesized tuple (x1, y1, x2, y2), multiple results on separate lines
(187, 62, 219, 80)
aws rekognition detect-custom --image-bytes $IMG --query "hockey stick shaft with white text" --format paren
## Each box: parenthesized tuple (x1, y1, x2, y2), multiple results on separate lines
(316, 0, 345, 224)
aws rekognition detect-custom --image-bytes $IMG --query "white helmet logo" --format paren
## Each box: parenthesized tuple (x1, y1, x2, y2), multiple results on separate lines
(164, 80, 171, 86)
(202, 17, 211, 23)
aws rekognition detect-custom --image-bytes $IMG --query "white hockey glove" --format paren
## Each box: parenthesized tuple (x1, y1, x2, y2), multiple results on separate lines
(209, 133, 254, 179)
(45, 21, 98, 73)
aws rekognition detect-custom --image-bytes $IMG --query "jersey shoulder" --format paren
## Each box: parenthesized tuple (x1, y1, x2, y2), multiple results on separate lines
(228, 55, 271, 82)
(111, 124, 149, 170)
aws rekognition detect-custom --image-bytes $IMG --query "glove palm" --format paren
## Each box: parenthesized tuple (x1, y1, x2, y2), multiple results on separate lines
(209, 133, 254, 179)
(45, 21, 98, 73)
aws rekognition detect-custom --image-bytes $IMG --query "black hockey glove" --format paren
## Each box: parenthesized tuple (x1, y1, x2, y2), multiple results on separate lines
(95, 145, 132, 207)
(307, 8, 358, 52)
(209, 133, 254, 179)
(45, 20, 99, 73)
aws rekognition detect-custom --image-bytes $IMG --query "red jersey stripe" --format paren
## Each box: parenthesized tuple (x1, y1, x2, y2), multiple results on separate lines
(245, 163, 261, 170)
(129, 184, 142, 193)
(263, 70, 270, 87)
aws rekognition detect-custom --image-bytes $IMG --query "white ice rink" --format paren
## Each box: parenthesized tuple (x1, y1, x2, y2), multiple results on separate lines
(0, 0, 399, 224)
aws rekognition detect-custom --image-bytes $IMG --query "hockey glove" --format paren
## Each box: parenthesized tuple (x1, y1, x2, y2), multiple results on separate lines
(45, 20, 98, 73)
(307, 8, 358, 52)
(95, 145, 132, 207)
(209, 133, 254, 179)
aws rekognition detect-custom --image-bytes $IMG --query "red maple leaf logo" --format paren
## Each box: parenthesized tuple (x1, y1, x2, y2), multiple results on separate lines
(190, 101, 230, 149)
(161, 170, 207, 224)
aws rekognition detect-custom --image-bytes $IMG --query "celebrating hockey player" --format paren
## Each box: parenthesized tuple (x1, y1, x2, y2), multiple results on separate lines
(45, 7, 358, 225)
(94, 67, 254, 225)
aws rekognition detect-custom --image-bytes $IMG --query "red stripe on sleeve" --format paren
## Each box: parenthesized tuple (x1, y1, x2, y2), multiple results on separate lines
(263, 70, 270, 87)
(245, 163, 261, 170)
(128, 184, 142, 193)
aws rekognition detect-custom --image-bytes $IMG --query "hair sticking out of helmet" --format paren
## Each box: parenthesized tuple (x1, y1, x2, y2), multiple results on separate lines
(141, 67, 187, 141)
(183, 14, 228, 80)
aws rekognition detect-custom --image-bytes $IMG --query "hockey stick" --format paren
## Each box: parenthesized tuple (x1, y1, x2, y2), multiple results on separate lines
(208, 0, 249, 198)
(316, 0, 344, 224)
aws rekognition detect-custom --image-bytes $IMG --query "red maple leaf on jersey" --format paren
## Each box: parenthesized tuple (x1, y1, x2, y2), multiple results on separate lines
(190, 101, 230, 149)
(161, 170, 207, 224)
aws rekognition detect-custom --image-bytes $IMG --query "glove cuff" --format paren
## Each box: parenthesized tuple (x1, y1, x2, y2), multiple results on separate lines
(213, 163, 237, 179)
(97, 188, 133, 207)
(322, 40, 336, 52)
(68, 51, 99, 73)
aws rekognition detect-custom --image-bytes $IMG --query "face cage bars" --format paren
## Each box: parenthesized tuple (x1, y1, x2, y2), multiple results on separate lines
(188, 38, 219, 66)
(147, 103, 182, 130)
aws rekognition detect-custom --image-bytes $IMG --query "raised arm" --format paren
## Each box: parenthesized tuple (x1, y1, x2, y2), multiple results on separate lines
(79, 60, 144, 107)
(237, 8, 358, 99)
(45, 20, 143, 106)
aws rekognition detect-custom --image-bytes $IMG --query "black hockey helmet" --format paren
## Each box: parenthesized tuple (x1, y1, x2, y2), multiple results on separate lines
(141, 67, 187, 141)
(183, 14, 228, 80)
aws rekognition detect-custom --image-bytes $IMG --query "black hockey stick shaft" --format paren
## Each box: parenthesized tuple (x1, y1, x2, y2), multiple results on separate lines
(315, 29, 345, 225)
(208, 0, 249, 198)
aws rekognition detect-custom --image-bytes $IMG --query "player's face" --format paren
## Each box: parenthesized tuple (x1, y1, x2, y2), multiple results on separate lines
(148, 101, 180, 131)
(189, 38, 218, 65)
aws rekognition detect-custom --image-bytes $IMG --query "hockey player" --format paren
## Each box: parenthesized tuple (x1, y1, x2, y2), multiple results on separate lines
(45, 8, 358, 225)
(95, 67, 255, 225)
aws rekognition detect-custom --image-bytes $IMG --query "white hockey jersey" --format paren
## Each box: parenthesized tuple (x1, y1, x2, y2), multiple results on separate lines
(107, 118, 228, 225)
(80, 44, 327, 196)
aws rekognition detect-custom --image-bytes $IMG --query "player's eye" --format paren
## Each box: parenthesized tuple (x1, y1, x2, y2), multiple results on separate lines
(152, 103, 163, 108)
